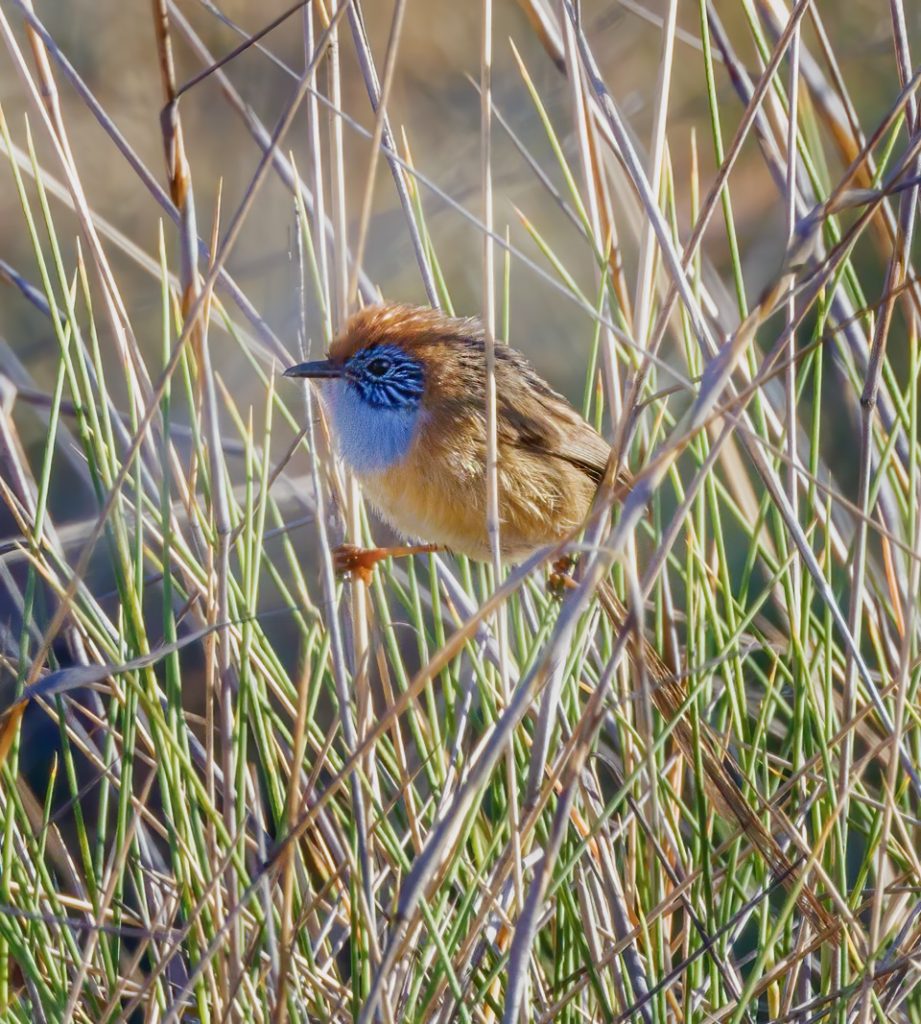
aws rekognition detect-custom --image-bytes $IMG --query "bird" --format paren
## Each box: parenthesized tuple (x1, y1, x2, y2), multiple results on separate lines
(285, 301, 836, 937)
(284, 302, 625, 567)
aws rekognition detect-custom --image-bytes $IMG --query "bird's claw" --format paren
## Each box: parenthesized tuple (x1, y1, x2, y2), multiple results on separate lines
(547, 554, 578, 599)
(332, 544, 386, 585)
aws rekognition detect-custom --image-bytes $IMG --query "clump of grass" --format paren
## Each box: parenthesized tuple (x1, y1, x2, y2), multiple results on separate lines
(0, 1, 919, 1021)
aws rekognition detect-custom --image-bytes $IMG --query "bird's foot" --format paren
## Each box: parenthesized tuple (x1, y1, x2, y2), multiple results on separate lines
(333, 544, 388, 584)
(333, 543, 442, 584)
(547, 554, 578, 599)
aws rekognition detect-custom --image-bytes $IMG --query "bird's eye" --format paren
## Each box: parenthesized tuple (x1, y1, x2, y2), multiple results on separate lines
(366, 356, 391, 377)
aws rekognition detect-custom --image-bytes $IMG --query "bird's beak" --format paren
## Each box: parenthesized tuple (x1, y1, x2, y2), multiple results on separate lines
(283, 359, 343, 380)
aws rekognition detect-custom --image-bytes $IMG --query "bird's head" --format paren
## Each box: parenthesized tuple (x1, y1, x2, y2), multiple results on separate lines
(284, 303, 482, 473)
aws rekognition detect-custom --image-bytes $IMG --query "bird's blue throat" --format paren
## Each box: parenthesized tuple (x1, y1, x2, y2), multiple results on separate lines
(321, 344, 425, 473)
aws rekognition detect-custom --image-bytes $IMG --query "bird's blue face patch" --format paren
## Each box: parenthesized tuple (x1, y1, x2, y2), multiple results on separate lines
(323, 344, 425, 473)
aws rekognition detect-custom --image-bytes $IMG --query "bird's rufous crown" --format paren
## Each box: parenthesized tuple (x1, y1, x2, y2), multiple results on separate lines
(327, 303, 482, 365)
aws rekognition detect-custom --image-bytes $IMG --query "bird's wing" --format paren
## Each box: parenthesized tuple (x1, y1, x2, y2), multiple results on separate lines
(494, 348, 614, 484)
(551, 413, 615, 484)
(507, 401, 613, 483)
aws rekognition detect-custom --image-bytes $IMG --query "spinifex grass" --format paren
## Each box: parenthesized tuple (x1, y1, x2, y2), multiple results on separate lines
(0, 1, 919, 1021)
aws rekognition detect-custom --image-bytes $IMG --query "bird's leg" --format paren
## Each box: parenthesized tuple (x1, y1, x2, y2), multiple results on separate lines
(333, 543, 443, 584)
(547, 553, 578, 598)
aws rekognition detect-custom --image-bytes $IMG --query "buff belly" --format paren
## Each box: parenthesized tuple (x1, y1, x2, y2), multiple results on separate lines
(357, 456, 586, 563)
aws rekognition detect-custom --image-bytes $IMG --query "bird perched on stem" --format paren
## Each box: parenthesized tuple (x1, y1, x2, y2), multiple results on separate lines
(285, 301, 836, 938)
(286, 303, 626, 567)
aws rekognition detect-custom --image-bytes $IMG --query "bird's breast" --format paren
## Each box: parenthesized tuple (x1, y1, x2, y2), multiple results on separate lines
(358, 450, 497, 560)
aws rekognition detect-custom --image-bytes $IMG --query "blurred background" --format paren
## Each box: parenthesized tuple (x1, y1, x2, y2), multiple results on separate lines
(2, 0, 914, 402)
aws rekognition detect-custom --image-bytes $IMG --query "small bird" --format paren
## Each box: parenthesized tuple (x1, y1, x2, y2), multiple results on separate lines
(285, 302, 835, 937)
(284, 302, 621, 566)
